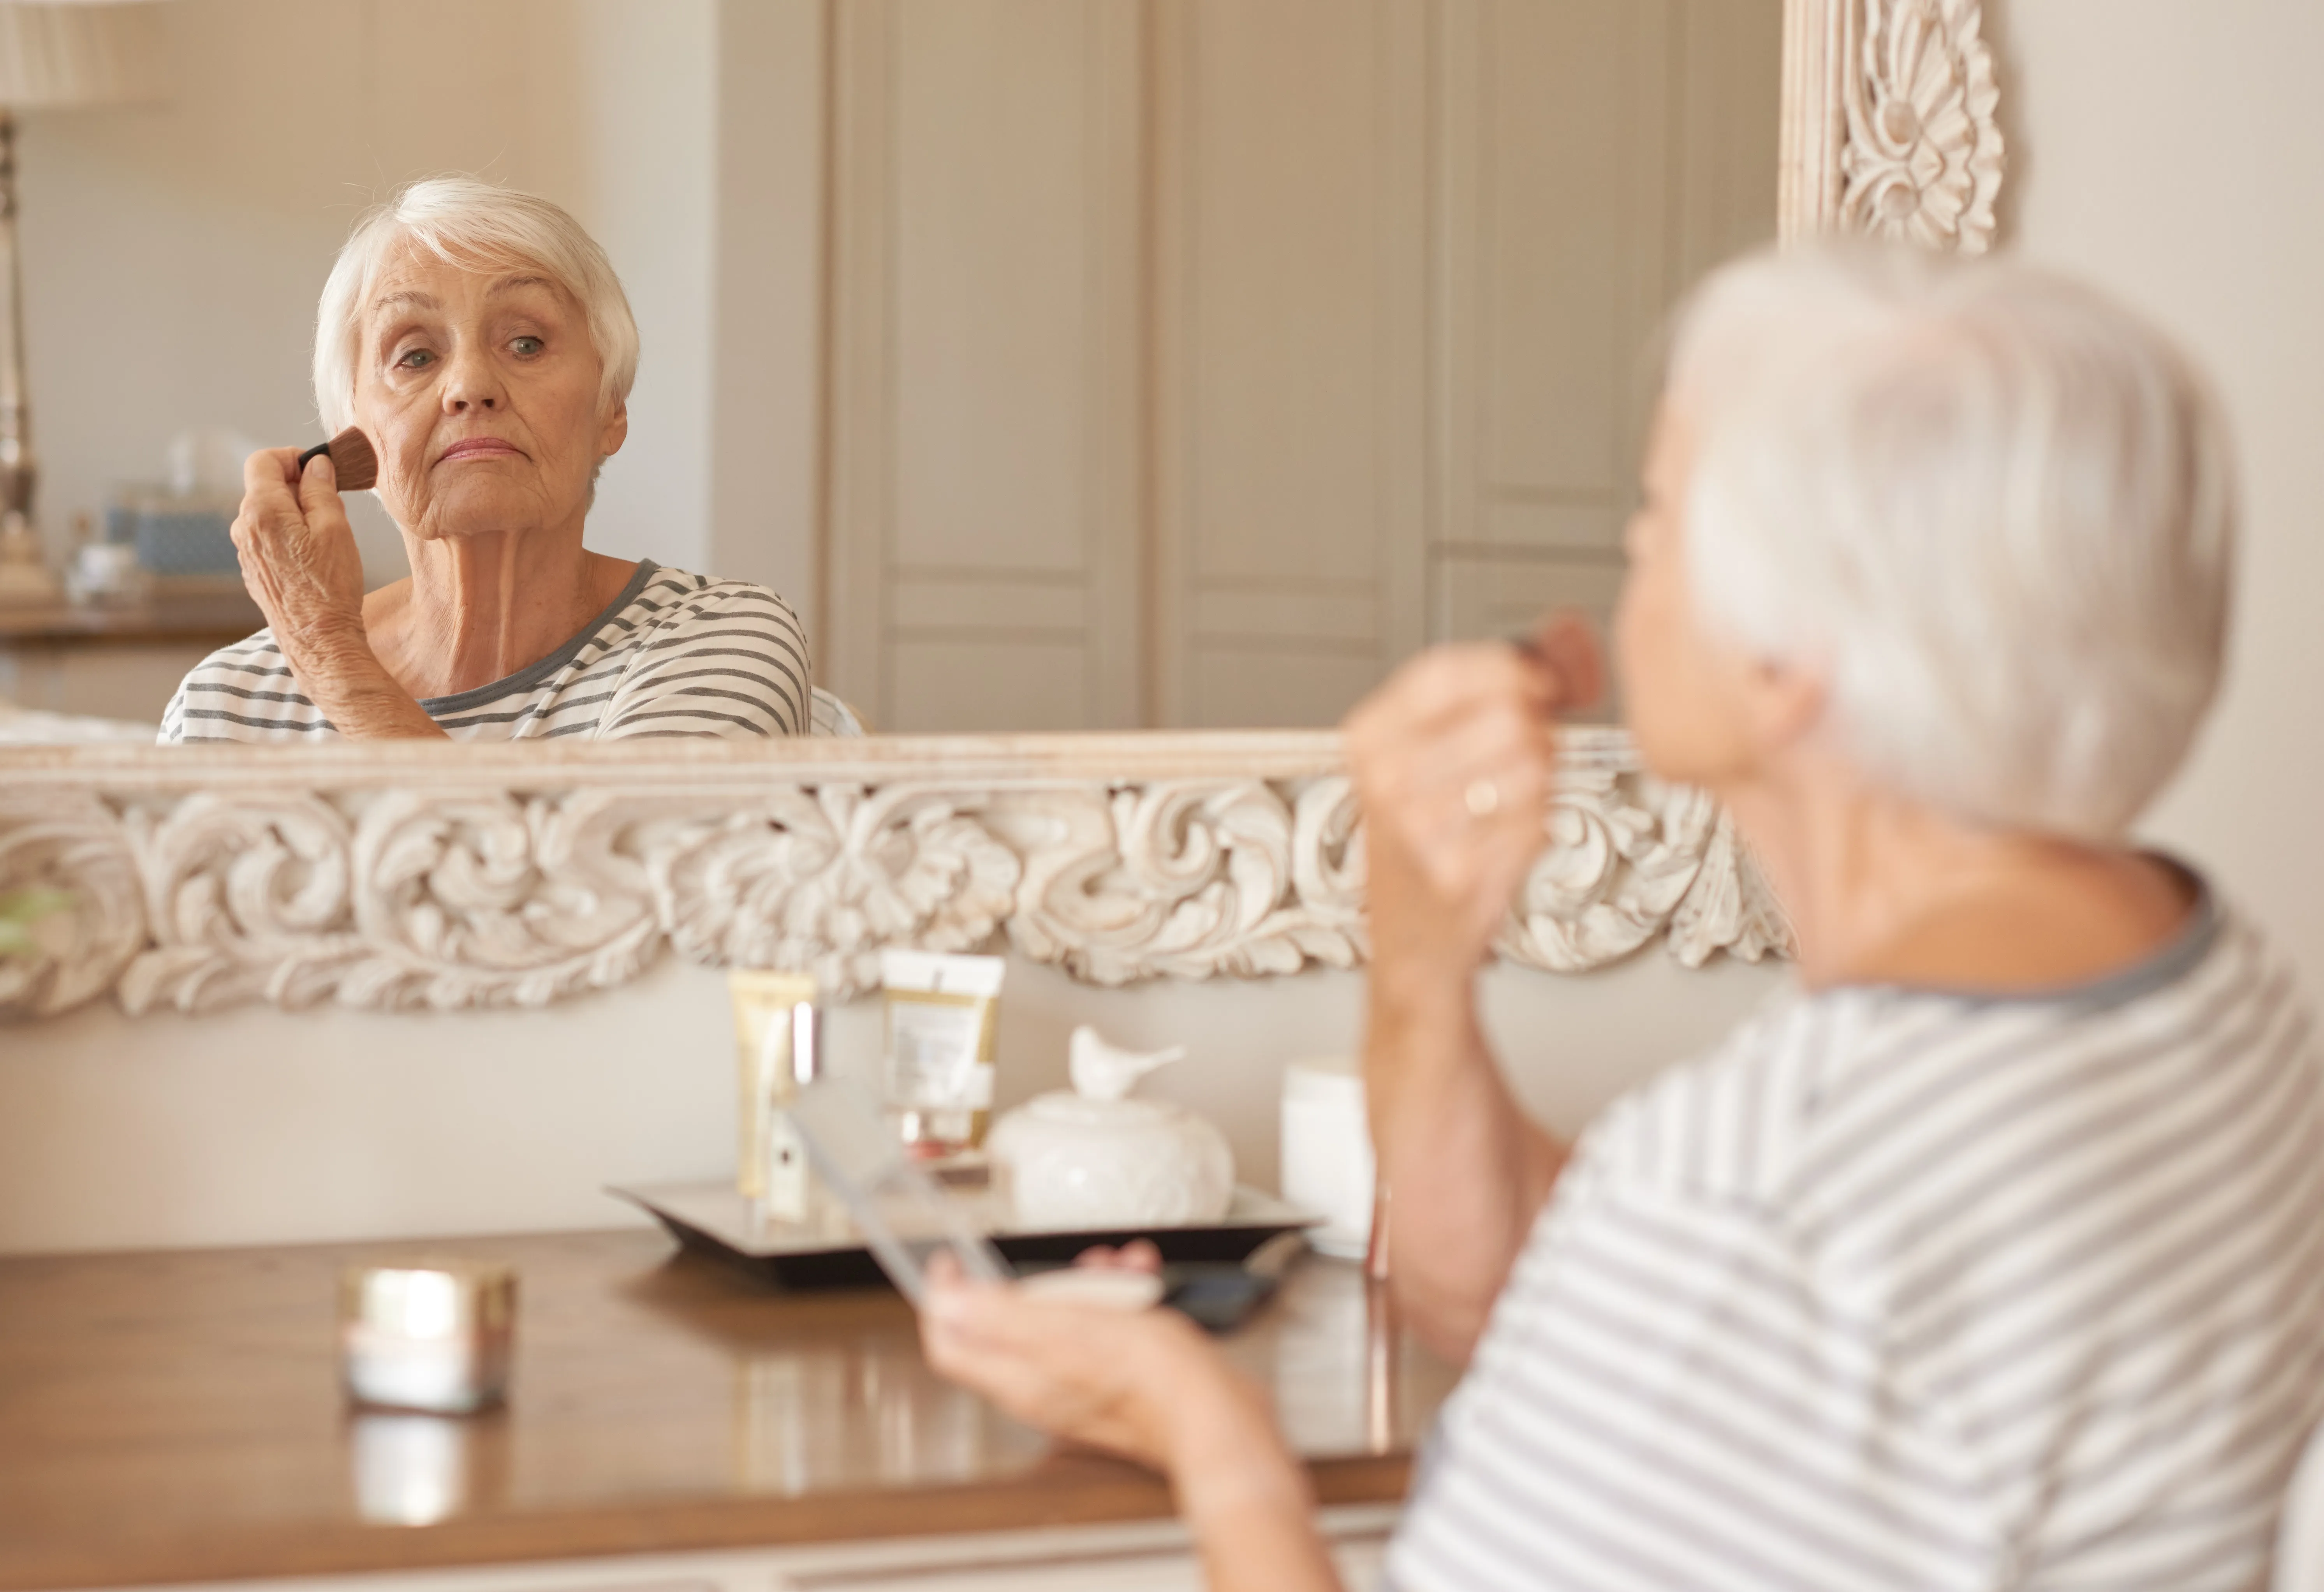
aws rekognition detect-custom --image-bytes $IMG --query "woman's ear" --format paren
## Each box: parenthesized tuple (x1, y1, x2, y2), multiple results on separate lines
(598, 401, 629, 459)
(1739, 653, 1827, 757)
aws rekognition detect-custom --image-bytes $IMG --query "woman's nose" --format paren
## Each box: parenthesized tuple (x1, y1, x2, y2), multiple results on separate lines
(439, 343, 504, 412)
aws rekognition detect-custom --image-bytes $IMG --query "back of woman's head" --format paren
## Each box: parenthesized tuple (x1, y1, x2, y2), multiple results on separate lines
(1668, 242, 2236, 841)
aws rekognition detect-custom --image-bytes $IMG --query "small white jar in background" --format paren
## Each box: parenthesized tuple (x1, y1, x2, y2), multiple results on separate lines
(1280, 1057, 1374, 1259)
(340, 1262, 515, 1416)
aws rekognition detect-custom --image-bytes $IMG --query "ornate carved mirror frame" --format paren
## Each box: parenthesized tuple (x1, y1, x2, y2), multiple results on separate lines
(0, 0, 2003, 1020)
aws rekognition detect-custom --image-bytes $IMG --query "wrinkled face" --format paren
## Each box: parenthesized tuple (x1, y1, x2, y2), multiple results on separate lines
(1614, 400, 1780, 790)
(351, 246, 627, 542)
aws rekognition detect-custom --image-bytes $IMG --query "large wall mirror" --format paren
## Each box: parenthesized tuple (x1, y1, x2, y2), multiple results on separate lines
(0, 0, 2002, 1019)
(825, 0, 1783, 733)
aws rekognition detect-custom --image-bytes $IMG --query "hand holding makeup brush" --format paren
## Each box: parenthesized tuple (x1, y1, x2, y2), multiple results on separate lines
(1342, 616, 1599, 1363)
(231, 445, 370, 656)
(1344, 612, 1604, 976)
(229, 437, 446, 739)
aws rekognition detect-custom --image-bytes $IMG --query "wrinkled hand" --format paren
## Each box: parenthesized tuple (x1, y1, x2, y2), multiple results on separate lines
(230, 447, 369, 660)
(1343, 615, 1604, 983)
(922, 1244, 1260, 1472)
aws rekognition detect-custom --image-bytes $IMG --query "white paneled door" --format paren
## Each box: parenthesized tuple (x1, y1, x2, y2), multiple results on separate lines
(822, 0, 1780, 731)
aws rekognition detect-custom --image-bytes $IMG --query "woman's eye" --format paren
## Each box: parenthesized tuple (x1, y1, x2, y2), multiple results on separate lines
(511, 336, 544, 356)
(395, 348, 435, 371)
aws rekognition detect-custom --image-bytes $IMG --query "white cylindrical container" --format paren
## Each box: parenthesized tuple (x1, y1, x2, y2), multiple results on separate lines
(1280, 1057, 1375, 1259)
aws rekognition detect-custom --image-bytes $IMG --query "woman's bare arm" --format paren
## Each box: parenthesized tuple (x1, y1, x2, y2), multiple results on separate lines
(1172, 1375, 1343, 1592)
(1343, 620, 1601, 1363)
(1364, 961, 1565, 1363)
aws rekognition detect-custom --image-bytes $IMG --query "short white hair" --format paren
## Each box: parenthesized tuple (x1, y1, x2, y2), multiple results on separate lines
(312, 177, 639, 433)
(1665, 243, 2236, 842)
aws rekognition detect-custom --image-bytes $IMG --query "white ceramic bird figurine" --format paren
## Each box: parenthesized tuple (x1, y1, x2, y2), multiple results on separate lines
(1068, 1025, 1187, 1102)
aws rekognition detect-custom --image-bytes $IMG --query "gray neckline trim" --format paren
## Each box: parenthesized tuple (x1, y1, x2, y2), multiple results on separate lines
(416, 559, 663, 716)
(1842, 861, 2222, 1015)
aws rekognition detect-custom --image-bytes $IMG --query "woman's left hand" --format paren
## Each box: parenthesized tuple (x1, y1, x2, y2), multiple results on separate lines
(924, 1247, 1341, 1592)
(922, 1245, 1239, 1470)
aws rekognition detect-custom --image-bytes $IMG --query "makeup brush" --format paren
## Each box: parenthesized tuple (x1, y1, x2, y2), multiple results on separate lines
(294, 426, 379, 492)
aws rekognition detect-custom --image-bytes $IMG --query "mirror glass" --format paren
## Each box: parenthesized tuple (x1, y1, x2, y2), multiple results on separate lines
(2, 0, 1778, 742)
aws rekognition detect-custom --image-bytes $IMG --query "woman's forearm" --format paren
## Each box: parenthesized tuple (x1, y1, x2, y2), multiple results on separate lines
(1171, 1382, 1342, 1592)
(279, 623, 448, 740)
(1366, 970, 1565, 1365)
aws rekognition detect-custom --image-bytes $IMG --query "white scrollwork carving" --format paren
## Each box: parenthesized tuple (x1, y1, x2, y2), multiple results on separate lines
(343, 789, 666, 1010)
(0, 792, 145, 1018)
(115, 789, 667, 1014)
(999, 780, 1367, 986)
(1495, 768, 1790, 975)
(120, 792, 359, 1014)
(1841, 0, 2004, 254)
(646, 784, 1023, 997)
(0, 743, 1785, 1017)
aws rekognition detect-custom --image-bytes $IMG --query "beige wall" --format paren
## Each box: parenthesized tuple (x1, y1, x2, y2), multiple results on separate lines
(1996, 0, 2324, 987)
(0, 950, 1782, 1254)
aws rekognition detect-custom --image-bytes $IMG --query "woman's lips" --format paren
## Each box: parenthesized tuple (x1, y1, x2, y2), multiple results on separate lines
(438, 438, 524, 463)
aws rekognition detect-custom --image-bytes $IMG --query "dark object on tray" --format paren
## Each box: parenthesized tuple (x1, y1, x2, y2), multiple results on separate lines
(1008, 1230, 1303, 1332)
(611, 1179, 1322, 1294)
(1159, 1264, 1276, 1331)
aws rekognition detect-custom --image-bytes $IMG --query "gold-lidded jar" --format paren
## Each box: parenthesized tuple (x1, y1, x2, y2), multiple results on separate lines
(340, 1261, 516, 1415)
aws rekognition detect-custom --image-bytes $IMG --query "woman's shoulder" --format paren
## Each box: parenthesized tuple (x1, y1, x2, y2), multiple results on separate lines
(1575, 978, 2054, 1211)
(1583, 895, 2305, 1223)
(591, 564, 815, 738)
(160, 628, 336, 743)
(618, 564, 806, 637)
(1576, 987, 1829, 1205)
(181, 626, 288, 672)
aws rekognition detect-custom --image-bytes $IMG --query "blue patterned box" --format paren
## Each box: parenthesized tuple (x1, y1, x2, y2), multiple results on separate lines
(105, 494, 240, 577)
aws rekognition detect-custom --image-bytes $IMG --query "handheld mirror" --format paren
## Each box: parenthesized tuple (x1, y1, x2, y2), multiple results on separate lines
(784, 1075, 1012, 1307)
(785, 1076, 1166, 1312)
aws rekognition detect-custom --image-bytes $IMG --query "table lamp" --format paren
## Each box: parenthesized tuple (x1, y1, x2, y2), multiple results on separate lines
(0, 0, 165, 604)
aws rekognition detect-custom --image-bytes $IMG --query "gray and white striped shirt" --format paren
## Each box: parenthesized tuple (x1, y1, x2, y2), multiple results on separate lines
(158, 561, 814, 743)
(1390, 884, 2324, 1592)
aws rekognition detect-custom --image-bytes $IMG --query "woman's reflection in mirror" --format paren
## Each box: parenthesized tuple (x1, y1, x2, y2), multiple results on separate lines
(158, 178, 844, 744)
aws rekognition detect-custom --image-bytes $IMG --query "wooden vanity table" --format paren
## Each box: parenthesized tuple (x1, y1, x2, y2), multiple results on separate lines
(0, 590, 263, 724)
(0, 1230, 1455, 1592)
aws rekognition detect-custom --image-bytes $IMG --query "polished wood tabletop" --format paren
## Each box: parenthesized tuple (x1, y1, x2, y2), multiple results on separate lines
(0, 1229, 1457, 1590)
(0, 589, 262, 647)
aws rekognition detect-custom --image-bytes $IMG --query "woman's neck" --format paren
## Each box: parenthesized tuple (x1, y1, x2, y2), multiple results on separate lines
(362, 524, 637, 701)
(1722, 754, 2195, 996)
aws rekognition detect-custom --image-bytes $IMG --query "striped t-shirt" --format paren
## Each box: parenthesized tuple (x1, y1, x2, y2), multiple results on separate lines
(158, 562, 814, 742)
(1389, 884, 2324, 1592)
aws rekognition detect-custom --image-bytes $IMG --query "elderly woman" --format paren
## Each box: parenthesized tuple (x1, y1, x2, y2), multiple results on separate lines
(160, 177, 815, 742)
(920, 245, 2324, 1591)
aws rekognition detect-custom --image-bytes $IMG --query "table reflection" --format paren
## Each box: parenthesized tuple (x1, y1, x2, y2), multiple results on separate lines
(728, 1335, 1046, 1495)
(703, 1254, 1455, 1500)
(349, 1411, 510, 1526)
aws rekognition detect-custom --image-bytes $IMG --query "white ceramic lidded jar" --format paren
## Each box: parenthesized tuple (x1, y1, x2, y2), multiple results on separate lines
(987, 1026, 1236, 1230)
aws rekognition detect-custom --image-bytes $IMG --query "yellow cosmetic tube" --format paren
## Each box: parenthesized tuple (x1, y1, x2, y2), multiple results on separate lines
(729, 969, 819, 1218)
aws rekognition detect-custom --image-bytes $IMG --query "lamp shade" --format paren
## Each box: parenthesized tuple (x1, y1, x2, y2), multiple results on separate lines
(0, 1, 165, 111)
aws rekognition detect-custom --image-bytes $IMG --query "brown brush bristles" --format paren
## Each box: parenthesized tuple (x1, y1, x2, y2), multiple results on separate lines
(297, 426, 378, 492)
(325, 426, 378, 491)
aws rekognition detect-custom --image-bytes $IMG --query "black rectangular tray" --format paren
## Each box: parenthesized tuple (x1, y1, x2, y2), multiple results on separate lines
(611, 1179, 1321, 1291)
